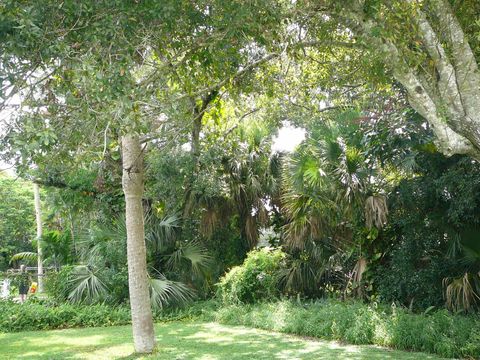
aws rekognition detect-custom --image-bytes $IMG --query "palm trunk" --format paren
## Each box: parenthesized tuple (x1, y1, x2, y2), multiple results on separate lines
(121, 134, 155, 353)
(33, 183, 43, 292)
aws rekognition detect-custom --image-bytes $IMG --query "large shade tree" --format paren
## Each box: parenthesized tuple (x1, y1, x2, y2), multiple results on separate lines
(295, 0, 480, 160)
(1, 0, 287, 353)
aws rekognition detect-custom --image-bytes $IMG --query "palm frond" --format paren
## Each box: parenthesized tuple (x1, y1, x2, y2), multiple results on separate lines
(245, 215, 259, 248)
(365, 195, 388, 229)
(443, 273, 480, 312)
(10, 252, 38, 264)
(149, 273, 195, 310)
(67, 265, 109, 304)
(147, 214, 180, 252)
(181, 242, 213, 276)
(166, 241, 213, 277)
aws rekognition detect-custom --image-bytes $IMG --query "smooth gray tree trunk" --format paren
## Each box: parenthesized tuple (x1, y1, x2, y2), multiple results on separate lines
(121, 134, 156, 353)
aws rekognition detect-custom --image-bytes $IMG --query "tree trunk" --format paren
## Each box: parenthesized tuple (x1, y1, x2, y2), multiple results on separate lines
(121, 134, 156, 353)
(33, 183, 43, 292)
(342, 0, 480, 161)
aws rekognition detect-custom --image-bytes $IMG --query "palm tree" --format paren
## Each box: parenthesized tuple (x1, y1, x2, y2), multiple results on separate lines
(280, 118, 384, 296)
(197, 121, 281, 249)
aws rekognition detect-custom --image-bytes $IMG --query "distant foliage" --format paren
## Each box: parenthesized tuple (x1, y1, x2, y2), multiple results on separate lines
(217, 248, 286, 304)
(44, 266, 73, 303)
(0, 176, 35, 271)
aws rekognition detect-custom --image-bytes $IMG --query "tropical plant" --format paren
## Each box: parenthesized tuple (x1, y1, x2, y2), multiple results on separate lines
(55, 214, 210, 308)
(217, 248, 286, 304)
(443, 273, 480, 313)
(149, 272, 195, 310)
(66, 265, 109, 304)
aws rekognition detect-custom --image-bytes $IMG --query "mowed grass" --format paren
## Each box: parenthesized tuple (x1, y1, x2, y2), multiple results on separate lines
(0, 321, 447, 360)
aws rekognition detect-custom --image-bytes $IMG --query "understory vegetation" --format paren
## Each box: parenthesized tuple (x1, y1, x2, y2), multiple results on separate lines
(2, 297, 479, 359)
(215, 300, 480, 359)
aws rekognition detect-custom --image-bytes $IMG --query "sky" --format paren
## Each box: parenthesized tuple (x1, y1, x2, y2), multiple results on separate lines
(272, 123, 305, 153)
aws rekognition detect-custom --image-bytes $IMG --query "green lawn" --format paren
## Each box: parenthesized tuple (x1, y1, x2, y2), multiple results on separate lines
(0, 321, 446, 360)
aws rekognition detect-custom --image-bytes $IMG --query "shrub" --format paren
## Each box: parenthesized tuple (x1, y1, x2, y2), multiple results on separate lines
(0, 299, 130, 332)
(0, 298, 220, 333)
(214, 299, 480, 359)
(44, 266, 74, 303)
(371, 234, 457, 311)
(217, 248, 286, 304)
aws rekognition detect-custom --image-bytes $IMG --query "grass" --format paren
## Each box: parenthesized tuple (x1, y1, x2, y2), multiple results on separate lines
(0, 321, 445, 360)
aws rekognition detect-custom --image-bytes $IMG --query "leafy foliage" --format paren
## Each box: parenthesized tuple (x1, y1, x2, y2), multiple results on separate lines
(149, 274, 195, 310)
(0, 299, 131, 332)
(0, 175, 35, 271)
(217, 248, 286, 304)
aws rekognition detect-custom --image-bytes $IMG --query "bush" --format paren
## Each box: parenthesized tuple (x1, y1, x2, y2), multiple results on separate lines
(153, 299, 219, 322)
(0, 298, 220, 333)
(217, 248, 286, 304)
(214, 299, 480, 359)
(0, 299, 131, 332)
(44, 266, 74, 303)
(371, 233, 457, 311)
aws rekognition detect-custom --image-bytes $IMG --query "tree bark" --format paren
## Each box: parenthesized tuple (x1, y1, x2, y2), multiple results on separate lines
(121, 134, 156, 353)
(33, 183, 43, 292)
(340, 0, 480, 161)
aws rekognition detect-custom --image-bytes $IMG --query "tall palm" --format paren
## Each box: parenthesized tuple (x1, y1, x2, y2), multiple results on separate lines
(281, 119, 377, 296)
(198, 121, 281, 249)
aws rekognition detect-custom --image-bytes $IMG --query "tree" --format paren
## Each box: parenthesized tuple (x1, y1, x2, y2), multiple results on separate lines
(121, 135, 154, 352)
(298, 0, 480, 160)
(0, 0, 286, 353)
(0, 174, 35, 271)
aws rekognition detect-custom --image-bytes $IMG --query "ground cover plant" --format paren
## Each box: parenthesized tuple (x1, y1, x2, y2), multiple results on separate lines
(215, 300, 480, 359)
(1, 297, 478, 359)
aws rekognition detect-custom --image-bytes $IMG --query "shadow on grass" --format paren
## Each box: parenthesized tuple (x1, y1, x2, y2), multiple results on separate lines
(0, 322, 445, 359)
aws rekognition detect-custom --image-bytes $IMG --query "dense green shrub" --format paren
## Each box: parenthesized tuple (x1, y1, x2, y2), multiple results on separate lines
(215, 300, 480, 359)
(0, 298, 220, 333)
(217, 248, 286, 304)
(372, 234, 457, 310)
(371, 154, 480, 311)
(0, 299, 131, 332)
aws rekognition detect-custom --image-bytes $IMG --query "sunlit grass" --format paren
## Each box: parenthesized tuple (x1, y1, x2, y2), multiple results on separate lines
(0, 321, 446, 359)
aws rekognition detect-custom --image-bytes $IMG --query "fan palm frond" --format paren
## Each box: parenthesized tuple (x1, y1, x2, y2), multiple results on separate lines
(147, 214, 180, 252)
(149, 273, 195, 310)
(443, 273, 480, 312)
(67, 265, 109, 304)
(365, 195, 388, 229)
(182, 242, 213, 276)
(166, 242, 212, 277)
